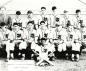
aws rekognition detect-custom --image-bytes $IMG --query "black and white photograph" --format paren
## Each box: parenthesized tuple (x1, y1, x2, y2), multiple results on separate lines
(0, 0, 86, 71)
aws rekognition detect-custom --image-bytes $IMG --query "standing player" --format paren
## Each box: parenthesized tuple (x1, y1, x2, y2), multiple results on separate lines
(38, 7, 50, 28)
(61, 10, 71, 28)
(50, 6, 61, 28)
(0, 7, 12, 30)
(72, 9, 83, 29)
(12, 11, 22, 28)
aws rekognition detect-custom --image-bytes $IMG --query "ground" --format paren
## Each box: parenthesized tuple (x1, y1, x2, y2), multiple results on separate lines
(0, 52, 86, 71)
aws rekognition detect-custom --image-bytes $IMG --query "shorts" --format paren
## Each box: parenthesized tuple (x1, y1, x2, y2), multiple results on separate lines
(66, 46, 72, 54)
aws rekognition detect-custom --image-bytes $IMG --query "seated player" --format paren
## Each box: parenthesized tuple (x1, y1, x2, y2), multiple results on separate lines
(12, 22, 24, 41)
(52, 24, 67, 58)
(30, 34, 41, 62)
(19, 40, 27, 60)
(57, 35, 66, 58)
(22, 21, 37, 59)
(12, 22, 24, 59)
(72, 9, 83, 29)
(23, 21, 37, 43)
(37, 21, 50, 44)
(0, 22, 15, 61)
(72, 39, 81, 61)
(66, 26, 74, 60)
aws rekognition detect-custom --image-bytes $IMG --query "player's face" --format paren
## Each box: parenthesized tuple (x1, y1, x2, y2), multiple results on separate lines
(0, 8, 6, 15)
(64, 12, 69, 18)
(30, 37, 34, 42)
(27, 23, 34, 30)
(2, 26, 7, 31)
(13, 25, 19, 31)
(40, 23, 46, 30)
(16, 15, 20, 18)
(27, 13, 33, 18)
(53, 9, 57, 14)
(41, 9, 46, 15)
(42, 40, 46, 45)
(77, 12, 81, 17)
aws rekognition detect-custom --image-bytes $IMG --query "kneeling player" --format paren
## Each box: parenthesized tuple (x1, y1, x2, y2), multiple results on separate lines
(36, 38, 54, 66)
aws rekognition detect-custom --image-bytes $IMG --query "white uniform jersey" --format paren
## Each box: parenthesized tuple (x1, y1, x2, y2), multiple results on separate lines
(45, 42, 55, 52)
(6, 40, 15, 51)
(54, 27, 67, 52)
(0, 29, 15, 51)
(6, 30, 15, 48)
(72, 42, 81, 51)
(66, 29, 75, 47)
(48, 28, 55, 39)
(19, 41, 27, 50)
(72, 15, 83, 28)
(73, 29, 81, 41)
(50, 14, 61, 28)
(60, 15, 72, 27)
(8, 30, 15, 40)
(59, 28, 67, 42)
(0, 29, 11, 41)
(52, 27, 67, 42)
(12, 17, 22, 26)
(37, 27, 50, 39)
(23, 28, 37, 42)
(13, 29, 24, 40)
(31, 41, 41, 53)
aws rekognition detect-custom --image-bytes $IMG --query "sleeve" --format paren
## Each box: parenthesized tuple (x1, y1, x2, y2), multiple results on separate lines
(8, 31, 15, 40)
(8, 16, 12, 25)
(22, 18, 28, 28)
(48, 44, 55, 52)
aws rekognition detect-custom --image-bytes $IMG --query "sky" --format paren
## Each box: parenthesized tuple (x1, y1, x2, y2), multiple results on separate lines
(0, 0, 86, 14)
